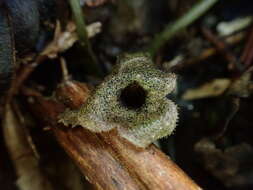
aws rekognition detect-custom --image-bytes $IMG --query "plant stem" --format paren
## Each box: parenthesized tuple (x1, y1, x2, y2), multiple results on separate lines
(148, 0, 219, 57)
(68, 0, 103, 77)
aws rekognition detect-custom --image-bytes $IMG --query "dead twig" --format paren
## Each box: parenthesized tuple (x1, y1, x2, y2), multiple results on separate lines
(22, 80, 202, 190)
(201, 27, 239, 71)
(240, 26, 253, 73)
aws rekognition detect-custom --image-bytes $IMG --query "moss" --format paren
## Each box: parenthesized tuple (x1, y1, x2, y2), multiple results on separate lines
(59, 53, 178, 147)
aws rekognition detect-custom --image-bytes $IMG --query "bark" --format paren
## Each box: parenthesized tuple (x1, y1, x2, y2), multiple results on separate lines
(22, 81, 202, 190)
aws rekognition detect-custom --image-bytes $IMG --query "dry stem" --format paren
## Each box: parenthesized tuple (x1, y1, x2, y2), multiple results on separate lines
(22, 80, 202, 190)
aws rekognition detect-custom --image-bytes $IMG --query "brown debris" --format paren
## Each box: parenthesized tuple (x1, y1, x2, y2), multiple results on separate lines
(195, 138, 253, 187)
(2, 104, 54, 190)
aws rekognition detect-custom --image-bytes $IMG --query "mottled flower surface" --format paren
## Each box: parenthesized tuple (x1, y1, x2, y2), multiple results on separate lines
(59, 53, 178, 147)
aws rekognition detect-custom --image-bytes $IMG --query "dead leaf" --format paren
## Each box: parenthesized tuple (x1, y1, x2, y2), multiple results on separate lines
(182, 78, 231, 100)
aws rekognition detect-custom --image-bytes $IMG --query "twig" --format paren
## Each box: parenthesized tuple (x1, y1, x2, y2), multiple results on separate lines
(148, 0, 219, 57)
(60, 57, 70, 82)
(172, 31, 245, 70)
(22, 81, 202, 190)
(241, 26, 253, 70)
(8, 21, 101, 100)
(201, 27, 240, 71)
(214, 98, 240, 140)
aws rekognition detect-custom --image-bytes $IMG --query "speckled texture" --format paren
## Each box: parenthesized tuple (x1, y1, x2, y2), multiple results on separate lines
(59, 53, 178, 147)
